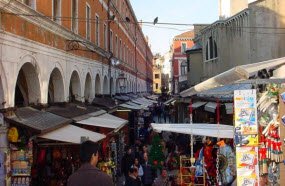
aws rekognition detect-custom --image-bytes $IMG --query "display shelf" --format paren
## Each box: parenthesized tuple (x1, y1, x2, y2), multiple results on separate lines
(180, 156, 205, 186)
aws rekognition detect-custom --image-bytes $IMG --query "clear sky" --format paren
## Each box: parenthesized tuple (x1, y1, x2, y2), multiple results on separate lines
(130, 0, 219, 55)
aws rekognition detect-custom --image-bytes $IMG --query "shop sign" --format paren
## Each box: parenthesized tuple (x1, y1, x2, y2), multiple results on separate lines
(234, 90, 259, 186)
(236, 147, 259, 186)
(234, 89, 258, 147)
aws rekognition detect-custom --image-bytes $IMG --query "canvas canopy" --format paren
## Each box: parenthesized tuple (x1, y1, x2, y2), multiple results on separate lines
(77, 113, 128, 132)
(151, 123, 233, 138)
(180, 57, 285, 97)
(39, 125, 106, 144)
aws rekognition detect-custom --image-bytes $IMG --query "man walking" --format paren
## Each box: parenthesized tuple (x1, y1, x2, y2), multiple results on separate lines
(121, 146, 135, 180)
(141, 153, 155, 186)
(67, 140, 113, 186)
(153, 168, 171, 186)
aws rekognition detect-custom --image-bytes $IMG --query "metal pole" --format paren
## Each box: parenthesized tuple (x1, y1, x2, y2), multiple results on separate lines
(135, 25, 137, 94)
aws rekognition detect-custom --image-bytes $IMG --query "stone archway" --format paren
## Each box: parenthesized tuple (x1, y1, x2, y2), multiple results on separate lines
(103, 76, 109, 95)
(69, 70, 81, 102)
(14, 62, 41, 106)
(48, 67, 65, 103)
(95, 74, 101, 96)
(110, 77, 115, 95)
(116, 78, 120, 94)
(84, 73, 92, 102)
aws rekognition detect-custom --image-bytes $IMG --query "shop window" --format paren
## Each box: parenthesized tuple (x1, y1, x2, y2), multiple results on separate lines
(71, 0, 78, 33)
(205, 36, 218, 60)
(52, 0, 61, 24)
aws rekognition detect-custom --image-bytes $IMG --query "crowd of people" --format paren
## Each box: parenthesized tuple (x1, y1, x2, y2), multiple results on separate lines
(121, 144, 173, 186)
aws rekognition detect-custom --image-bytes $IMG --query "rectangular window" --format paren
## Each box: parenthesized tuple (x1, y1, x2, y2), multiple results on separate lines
(115, 35, 118, 57)
(95, 15, 100, 46)
(126, 47, 129, 64)
(155, 74, 160, 79)
(156, 83, 159, 89)
(86, 4, 91, 40)
(71, 0, 78, 33)
(119, 39, 122, 59)
(181, 42, 187, 53)
(23, 0, 36, 10)
(52, 0, 61, 24)
(123, 44, 126, 62)
(104, 24, 107, 50)
(110, 30, 113, 52)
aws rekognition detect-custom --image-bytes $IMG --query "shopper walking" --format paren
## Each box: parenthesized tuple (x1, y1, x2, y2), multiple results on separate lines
(125, 167, 141, 186)
(141, 153, 155, 186)
(131, 157, 144, 178)
(67, 141, 113, 186)
(153, 168, 171, 186)
(121, 146, 135, 180)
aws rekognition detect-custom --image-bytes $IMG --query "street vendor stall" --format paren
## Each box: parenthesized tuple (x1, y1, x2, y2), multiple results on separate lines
(178, 57, 285, 185)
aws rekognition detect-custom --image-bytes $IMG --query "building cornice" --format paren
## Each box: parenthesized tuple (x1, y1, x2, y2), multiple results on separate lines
(199, 9, 249, 35)
(173, 38, 194, 41)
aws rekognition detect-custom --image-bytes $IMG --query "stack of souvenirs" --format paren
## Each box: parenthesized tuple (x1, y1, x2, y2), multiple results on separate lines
(258, 84, 283, 184)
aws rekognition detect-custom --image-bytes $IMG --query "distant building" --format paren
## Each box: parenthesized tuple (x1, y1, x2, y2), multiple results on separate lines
(171, 31, 195, 94)
(219, 0, 258, 19)
(153, 54, 163, 94)
(189, 0, 285, 83)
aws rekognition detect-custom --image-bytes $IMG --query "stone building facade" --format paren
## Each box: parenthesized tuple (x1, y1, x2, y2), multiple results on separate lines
(194, 0, 285, 81)
(171, 31, 194, 94)
(0, 0, 153, 109)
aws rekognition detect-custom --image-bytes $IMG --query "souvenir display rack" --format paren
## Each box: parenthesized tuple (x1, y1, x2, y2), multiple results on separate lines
(179, 156, 205, 186)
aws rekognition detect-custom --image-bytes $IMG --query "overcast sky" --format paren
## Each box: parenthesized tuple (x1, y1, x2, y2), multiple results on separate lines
(131, 0, 219, 55)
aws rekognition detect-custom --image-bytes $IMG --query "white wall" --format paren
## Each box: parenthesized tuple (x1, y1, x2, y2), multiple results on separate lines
(0, 32, 143, 108)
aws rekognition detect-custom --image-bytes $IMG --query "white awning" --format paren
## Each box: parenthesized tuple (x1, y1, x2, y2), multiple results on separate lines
(225, 103, 233, 114)
(205, 102, 217, 113)
(137, 98, 156, 104)
(164, 98, 175, 105)
(151, 123, 233, 138)
(132, 99, 152, 106)
(119, 103, 147, 110)
(77, 113, 128, 132)
(39, 125, 106, 144)
(191, 101, 207, 109)
(180, 57, 285, 97)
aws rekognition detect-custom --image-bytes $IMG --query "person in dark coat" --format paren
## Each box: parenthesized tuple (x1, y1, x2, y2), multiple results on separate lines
(121, 146, 135, 179)
(125, 167, 141, 186)
(67, 141, 113, 186)
(141, 153, 155, 186)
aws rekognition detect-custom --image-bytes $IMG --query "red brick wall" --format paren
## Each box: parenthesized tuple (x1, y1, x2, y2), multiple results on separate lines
(1, 0, 152, 81)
